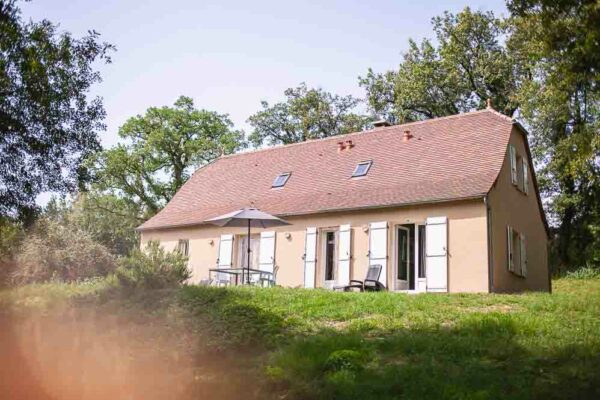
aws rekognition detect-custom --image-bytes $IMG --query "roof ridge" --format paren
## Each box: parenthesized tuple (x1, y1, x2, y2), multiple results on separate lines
(214, 108, 510, 162)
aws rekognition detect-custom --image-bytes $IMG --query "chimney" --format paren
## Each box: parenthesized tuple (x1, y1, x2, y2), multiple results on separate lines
(403, 129, 413, 142)
(486, 98, 493, 109)
(345, 140, 354, 150)
(373, 119, 391, 128)
(337, 141, 346, 152)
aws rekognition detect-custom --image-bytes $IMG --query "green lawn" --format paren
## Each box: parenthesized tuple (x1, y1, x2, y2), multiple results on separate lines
(2, 277, 599, 399)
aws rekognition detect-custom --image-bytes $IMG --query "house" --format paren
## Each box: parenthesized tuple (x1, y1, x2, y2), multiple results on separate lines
(138, 108, 551, 293)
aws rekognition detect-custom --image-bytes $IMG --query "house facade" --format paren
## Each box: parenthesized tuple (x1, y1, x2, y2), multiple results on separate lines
(138, 109, 551, 293)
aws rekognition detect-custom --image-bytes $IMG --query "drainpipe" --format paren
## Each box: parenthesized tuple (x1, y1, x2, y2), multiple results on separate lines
(484, 195, 494, 293)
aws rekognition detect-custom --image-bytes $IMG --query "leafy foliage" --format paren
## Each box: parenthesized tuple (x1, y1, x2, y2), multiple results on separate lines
(359, 8, 516, 123)
(248, 83, 371, 146)
(116, 241, 190, 290)
(45, 194, 141, 256)
(0, 217, 23, 285)
(88, 96, 245, 216)
(12, 217, 116, 285)
(0, 0, 114, 219)
(507, 0, 600, 271)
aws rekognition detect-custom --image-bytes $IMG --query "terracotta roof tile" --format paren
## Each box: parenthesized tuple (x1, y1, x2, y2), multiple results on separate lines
(138, 109, 513, 231)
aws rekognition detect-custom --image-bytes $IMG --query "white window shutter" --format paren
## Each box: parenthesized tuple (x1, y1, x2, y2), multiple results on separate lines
(368, 222, 388, 286)
(507, 226, 514, 272)
(217, 234, 234, 281)
(337, 224, 352, 286)
(510, 145, 518, 185)
(303, 227, 317, 288)
(425, 216, 448, 292)
(522, 159, 529, 195)
(217, 234, 234, 267)
(520, 233, 527, 277)
(259, 231, 276, 274)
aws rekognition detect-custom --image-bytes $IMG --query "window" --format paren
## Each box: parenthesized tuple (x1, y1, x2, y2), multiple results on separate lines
(352, 160, 372, 178)
(272, 172, 291, 188)
(507, 226, 527, 277)
(509, 145, 518, 185)
(520, 158, 529, 195)
(510, 144, 530, 195)
(177, 239, 189, 257)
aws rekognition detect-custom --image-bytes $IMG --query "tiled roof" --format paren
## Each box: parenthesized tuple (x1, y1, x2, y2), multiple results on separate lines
(138, 109, 514, 231)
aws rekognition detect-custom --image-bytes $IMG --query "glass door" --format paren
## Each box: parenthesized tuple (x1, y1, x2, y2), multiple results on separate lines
(396, 226, 410, 290)
(323, 230, 337, 289)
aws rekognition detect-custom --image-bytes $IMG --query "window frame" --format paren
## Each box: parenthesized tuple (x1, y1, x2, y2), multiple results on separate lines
(272, 172, 291, 188)
(177, 239, 189, 257)
(352, 160, 373, 178)
(507, 226, 527, 278)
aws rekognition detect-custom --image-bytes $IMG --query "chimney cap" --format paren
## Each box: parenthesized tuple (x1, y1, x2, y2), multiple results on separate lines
(373, 119, 391, 128)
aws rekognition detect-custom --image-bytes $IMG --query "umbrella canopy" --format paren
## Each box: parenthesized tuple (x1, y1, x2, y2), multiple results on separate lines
(205, 208, 291, 228)
(204, 208, 290, 284)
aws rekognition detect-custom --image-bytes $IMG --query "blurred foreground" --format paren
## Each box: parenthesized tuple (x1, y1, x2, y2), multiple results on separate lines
(0, 306, 252, 400)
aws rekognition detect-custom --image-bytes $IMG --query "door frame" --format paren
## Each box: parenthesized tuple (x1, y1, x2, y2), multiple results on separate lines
(320, 228, 339, 289)
(393, 222, 427, 292)
(394, 225, 411, 290)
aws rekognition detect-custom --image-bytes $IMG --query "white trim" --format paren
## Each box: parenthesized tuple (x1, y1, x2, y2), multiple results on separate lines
(338, 224, 351, 286)
(369, 221, 388, 286)
(303, 227, 317, 288)
(425, 216, 448, 292)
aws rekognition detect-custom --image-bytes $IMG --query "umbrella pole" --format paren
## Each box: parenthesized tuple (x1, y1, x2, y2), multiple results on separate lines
(247, 219, 251, 284)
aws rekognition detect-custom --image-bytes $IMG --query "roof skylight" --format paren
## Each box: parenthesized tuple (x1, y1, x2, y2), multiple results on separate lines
(272, 172, 291, 188)
(352, 161, 372, 178)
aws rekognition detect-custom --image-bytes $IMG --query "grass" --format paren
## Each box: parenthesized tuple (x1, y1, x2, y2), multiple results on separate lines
(2, 276, 599, 399)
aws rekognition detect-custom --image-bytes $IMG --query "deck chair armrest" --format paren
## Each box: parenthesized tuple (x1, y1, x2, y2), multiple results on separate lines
(349, 279, 364, 285)
(364, 279, 385, 289)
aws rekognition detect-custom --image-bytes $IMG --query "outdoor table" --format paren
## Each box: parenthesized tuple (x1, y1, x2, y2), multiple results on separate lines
(209, 267, 273, 286)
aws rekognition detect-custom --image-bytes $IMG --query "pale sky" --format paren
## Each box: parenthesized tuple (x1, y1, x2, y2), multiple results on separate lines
(22, 0, 507, 149)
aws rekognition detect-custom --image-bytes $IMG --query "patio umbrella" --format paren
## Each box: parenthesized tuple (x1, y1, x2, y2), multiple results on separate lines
(204, 208, 290, 284)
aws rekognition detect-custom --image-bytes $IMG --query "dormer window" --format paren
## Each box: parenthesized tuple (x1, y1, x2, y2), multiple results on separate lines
(352, 161, 372, 178)
(272, 172, 291, 188)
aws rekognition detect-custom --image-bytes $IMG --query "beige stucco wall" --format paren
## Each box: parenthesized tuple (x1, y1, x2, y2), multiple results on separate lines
(140, 199, 490, 293)
(487, 126, 550, 292)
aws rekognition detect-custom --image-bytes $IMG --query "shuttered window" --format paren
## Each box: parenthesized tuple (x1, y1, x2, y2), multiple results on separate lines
(522, 159, 529, 195)
(509, 145, 518, 185)
(507, 226, 527, 278)
(177, 239, 189, 256)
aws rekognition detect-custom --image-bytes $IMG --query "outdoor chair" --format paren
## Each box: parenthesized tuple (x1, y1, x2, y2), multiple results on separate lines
(333, 264, 386, 292)
(259, 265, 279, 287)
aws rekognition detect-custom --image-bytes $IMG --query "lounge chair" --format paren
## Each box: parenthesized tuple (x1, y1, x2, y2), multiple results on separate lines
(333, 264, 386, 292)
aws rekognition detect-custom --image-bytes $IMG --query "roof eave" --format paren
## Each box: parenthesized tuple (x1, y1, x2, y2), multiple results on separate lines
(136, 194, 487, 232)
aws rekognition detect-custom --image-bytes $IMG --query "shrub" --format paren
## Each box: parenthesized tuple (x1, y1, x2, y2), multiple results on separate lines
(12, 218, 116, 285)
(324, 349, 366, 373)
(0, 218, 23, 286)
(115, 241, 191, 290)
(563, 266, 600, 280)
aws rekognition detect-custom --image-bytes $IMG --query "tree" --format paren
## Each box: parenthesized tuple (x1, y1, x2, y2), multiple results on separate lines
(45, 194, 142, 256)
(507, 0, 600, 270)
(247, 83, 371, 146)
(0, 0, 114, 220)
(88, 96, 245, 215)
(359, 8, 517, 123)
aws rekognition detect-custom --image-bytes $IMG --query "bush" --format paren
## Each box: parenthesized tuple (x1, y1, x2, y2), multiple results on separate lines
(0, 218, 23, 286)
(563, 266, 600, 280)
(12, 218, 116, 285)
(324, 349, 366, 373)
(115, 241, 191, 290)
